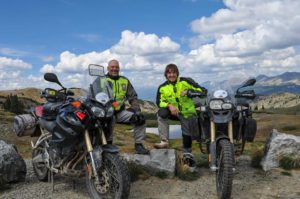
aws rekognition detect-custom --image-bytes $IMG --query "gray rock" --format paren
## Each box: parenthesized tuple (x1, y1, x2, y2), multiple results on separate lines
(261, 129, 300, 171)
(122, 149, 176, 177)
(0, 139, 27, 185)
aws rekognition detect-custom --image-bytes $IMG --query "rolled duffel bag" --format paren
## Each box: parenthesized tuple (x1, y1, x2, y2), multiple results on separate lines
(13, 114, 37, 137)
(244, 118, 257, 142)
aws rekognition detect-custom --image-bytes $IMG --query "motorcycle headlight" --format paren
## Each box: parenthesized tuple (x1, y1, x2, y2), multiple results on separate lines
(222, 103, 233, 110)
(91, 106, 105, 117)
(209, 100, 223, 110)
(106, 106, 114, 117)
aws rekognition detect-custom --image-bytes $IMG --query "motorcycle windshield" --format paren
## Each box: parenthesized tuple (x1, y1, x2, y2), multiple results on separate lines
(79, 65, 114, 102)
(206, 75, 255, 104)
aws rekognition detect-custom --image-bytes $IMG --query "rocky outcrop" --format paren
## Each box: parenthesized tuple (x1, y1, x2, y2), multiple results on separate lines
(0, 140, 27, 185)
(122, 149, 176, 177)
(261, 129, 300, 171)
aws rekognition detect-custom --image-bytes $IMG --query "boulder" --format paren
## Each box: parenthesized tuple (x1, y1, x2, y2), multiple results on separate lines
(122, 149, 176, 177)
(0, 140, 26, 185)
(261, 129, 300, 171)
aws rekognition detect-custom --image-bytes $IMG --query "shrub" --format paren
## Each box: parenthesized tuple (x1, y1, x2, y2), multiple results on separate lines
(279, 156, 300, 170)
(251, 150, 264, 169)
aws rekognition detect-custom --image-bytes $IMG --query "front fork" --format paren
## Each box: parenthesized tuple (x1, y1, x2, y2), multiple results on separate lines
(209, 121, 233, 171)
(85, 129, 107, 180)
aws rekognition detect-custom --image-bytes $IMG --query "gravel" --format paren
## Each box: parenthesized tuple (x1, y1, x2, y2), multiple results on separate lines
(1, 156, 300, 199)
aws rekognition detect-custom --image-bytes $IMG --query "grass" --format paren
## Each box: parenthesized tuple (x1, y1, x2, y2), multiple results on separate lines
(279, 156, 300, 170)
(175, 152, 200, 181)
(280, 125, 298, 132)
(280, 171, 292, 176)
(250, 150, 264, 169)
(0, 109, 15, 122)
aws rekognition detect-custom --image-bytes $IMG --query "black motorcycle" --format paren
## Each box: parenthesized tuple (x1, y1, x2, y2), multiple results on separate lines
(13, 64, 131, 199)
(190, 78, 257, 199)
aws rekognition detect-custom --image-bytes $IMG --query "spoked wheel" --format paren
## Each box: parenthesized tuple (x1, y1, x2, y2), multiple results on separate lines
(216, 139, 234, 199)
(32, 143, 49, 182)
(86, 153, 131, 199)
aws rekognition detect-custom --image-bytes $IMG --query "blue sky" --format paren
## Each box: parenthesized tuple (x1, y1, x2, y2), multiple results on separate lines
(1, 0, 300, 100)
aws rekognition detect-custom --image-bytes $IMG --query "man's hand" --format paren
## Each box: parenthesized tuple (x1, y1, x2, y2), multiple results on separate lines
(167, 104, 178, 116)
(180, 90, 188, 97)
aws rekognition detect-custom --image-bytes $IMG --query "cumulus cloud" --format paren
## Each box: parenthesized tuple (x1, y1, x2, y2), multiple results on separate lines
(111, 30, 180, 55)
(0, 57, 32, 69)
(40, 31, 181, 77)
(190, 0, 300, 54)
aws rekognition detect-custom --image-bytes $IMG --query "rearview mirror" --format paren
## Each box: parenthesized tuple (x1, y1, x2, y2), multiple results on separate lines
(88, 64, 105, 77)
(242, 78, 256, 87)
(44, 73, 64, 88)
(237, 78, 256, 93)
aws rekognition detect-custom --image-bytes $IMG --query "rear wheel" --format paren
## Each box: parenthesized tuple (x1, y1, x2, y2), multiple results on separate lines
(32, 143, 49, 182)
(216, 139, 234, 199)
(86, 153, 131, 199)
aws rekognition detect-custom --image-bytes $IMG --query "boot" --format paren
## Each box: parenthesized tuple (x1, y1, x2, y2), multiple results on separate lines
(154, 139, 169, 149)
(135, 143, 150, 155)
(183, 153, 196, 168)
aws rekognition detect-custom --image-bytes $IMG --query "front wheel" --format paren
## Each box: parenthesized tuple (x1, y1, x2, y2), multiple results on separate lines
(86, 153, 131, 199)
(216, 139, 234, 199)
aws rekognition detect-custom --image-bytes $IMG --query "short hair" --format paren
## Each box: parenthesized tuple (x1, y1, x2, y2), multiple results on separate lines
(108, 59, 119, 67)
(164, 63, 179, 78)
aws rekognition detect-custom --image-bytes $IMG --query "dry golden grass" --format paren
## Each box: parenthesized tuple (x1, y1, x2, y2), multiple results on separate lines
(1, 110, 300, 160)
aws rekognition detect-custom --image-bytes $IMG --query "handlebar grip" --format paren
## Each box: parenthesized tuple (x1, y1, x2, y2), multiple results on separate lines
(187, 90, 207, 98)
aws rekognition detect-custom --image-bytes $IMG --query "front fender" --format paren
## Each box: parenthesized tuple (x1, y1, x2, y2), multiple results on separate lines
(101, 144, 119, 153)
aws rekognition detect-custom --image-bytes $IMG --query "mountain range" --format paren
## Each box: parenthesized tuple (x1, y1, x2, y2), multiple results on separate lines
(201, 71, 300, 96)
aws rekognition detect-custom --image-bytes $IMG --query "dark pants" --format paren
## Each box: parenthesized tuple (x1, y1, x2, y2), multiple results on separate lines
(157, 108, 199, 153)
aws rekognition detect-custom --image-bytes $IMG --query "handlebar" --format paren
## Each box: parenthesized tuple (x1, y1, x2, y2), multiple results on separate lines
(235, 90, 256, 99)
(187, 90, 207, 98)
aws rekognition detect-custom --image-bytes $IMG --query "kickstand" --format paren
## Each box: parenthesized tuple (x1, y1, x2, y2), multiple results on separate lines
(48, 170, 54, 192)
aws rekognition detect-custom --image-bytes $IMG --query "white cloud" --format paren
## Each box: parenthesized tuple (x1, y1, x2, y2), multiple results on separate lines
(190, 0, 300, 54)
(111, 30, 180, 55)
(0, 57, 32, 69)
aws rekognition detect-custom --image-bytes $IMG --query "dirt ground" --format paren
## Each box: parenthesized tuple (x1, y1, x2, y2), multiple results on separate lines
(129, 156, 300, 199)
(1, 156, 300, 199)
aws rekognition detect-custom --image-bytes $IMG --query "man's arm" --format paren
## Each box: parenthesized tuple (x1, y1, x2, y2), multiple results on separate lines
(126, 80, 141, 112)
(181, 77, 207, 94)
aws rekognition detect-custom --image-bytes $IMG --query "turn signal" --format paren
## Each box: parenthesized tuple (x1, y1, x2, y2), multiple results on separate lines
(72, 101, 81, 108)
(75, 111, 86, 121)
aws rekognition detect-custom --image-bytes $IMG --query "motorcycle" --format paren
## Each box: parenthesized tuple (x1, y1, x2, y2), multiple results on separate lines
(190, 78, 257, 199)
(13, 64, 131, 199)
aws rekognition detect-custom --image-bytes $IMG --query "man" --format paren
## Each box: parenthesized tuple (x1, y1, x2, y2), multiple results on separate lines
(92, 59, 149, 155)
(154, 63, 207, 166)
